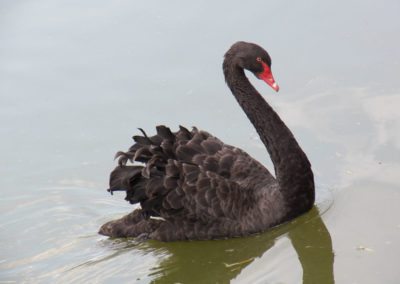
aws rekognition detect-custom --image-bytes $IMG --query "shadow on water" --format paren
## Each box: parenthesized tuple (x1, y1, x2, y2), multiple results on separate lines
(112, 206, 334, 284)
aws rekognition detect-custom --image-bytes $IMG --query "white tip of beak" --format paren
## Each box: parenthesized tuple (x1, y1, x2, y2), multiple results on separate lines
(272, 82, 280, 92)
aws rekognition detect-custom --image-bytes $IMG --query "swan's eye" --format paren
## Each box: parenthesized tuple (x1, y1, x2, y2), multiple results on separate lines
(256, 57, 262, 62)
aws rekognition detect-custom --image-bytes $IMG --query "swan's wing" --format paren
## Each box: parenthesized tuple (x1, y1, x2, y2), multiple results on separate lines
(109, 125, 273, 220)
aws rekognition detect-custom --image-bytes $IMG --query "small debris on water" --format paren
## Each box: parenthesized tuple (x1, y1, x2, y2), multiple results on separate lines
(224, 257, 254, 268)
(356, 245, 374, 252)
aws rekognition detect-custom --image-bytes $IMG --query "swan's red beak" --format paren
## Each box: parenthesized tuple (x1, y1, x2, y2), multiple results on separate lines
(258, 62, 279, 92)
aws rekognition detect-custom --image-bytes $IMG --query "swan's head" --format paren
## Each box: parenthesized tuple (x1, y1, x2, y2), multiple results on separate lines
(228, 41, 280, 92)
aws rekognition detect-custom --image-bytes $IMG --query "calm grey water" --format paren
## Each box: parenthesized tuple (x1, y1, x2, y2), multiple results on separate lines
(1, 1, 400, 283)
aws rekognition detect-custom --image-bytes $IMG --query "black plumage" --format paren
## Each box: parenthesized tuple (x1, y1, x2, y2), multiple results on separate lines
(99, 42, 315, 241)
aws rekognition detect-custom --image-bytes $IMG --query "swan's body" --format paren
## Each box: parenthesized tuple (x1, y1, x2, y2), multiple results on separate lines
(99, 42, 315, 241)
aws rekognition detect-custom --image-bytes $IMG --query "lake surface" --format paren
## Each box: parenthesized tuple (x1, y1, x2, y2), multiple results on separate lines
(1, 1, 400, 283)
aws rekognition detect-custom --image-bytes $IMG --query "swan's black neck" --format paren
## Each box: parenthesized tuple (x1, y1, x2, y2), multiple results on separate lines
(223, 56, 315, 219)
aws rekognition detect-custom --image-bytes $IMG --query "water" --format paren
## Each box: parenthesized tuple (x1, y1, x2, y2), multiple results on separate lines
(1, 1, 400, 283)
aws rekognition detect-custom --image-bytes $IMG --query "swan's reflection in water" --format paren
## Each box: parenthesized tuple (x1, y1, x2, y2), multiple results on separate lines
(135, 206, 334, 283)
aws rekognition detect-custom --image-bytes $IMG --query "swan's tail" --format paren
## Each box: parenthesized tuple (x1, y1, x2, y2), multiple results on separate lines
(99, 125, 200, 238)
(98, 209, 162, 238)
(105, 125, 209, 218)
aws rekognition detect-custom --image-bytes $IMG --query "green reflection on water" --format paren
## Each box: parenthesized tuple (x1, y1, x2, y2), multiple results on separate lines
(128, 207, 334, 284)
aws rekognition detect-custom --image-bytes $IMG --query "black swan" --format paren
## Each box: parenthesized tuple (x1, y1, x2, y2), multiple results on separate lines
(99, 41, 315, 241)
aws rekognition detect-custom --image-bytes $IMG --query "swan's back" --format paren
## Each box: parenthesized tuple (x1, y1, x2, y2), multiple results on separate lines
(99, 125, 284, 241)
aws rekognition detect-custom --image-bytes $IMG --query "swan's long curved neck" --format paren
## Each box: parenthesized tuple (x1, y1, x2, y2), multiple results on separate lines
(223, 60, 315, 219)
